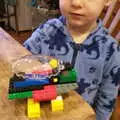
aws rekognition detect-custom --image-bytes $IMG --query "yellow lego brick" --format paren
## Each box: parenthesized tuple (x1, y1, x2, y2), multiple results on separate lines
(49, 59, 58, 69)
(51, 103, 64, 111)
(27, 98, 41, 118)
(51, 96, 64, 112)
(28, 98, 34, 104)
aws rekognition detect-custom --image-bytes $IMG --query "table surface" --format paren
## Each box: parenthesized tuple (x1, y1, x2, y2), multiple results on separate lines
(0, 28, 96, 120)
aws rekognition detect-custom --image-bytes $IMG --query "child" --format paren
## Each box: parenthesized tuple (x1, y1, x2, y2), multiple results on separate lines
(23, 0, 120, 119)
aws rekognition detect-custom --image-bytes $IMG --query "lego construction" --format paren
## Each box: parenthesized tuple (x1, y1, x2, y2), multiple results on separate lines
(8, 55, 78, 118)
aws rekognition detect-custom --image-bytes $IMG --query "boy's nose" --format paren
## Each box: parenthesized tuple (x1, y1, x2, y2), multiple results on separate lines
(71, 0, 84, 8)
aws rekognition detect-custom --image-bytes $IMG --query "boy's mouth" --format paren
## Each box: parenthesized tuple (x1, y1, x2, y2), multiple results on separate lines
(70, 12, 85, 17)
(71, 12, 84, 15)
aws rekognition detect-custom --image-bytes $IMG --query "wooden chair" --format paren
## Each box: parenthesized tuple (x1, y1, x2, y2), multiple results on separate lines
(101, 0, 120, 42)
(4, 0, 19, 34)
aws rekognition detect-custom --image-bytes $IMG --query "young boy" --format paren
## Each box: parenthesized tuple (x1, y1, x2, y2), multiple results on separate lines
(24, 0, 120, 119)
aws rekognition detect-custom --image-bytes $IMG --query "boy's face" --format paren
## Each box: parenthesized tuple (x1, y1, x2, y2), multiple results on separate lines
(59, 0, 111, 28)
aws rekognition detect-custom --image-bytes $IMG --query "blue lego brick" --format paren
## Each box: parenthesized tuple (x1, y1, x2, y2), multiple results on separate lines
(9, 82, 43, 93)
(14, 78, 50, 88)
(8, 78, 43, 93)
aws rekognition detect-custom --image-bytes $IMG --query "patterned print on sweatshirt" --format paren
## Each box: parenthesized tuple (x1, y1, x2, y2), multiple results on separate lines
(24, 16, 120, 120)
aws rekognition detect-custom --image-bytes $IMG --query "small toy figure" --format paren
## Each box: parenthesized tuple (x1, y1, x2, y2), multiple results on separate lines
(8, 55, 78, 118)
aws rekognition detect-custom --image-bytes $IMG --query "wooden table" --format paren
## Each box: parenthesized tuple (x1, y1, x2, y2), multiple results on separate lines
(0, 28, 96, 120)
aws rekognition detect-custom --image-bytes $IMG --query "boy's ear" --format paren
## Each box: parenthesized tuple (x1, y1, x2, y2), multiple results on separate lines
(105, 0, 114, 7)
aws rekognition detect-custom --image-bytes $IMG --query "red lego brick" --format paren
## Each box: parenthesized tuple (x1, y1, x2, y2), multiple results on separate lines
(32, 85, 57, 102)
(32, 69, 52, 75)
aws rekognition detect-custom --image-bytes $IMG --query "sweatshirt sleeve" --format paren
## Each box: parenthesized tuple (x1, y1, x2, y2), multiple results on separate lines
(23, 23, 52, 55)
(94, 42, 120, 120)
